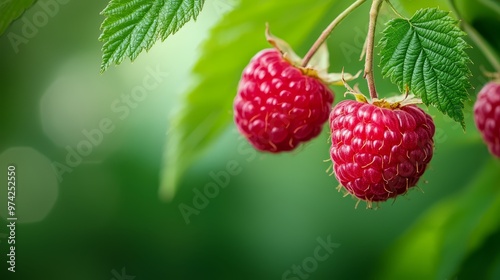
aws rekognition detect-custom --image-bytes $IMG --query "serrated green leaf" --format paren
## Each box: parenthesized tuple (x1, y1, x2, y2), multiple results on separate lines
(99, 0, 205, 72)
(379, 8, 471, 128)
(376, 159, 500, 280)
(0, 0, 36, 35)
(159, 0, 341, 201)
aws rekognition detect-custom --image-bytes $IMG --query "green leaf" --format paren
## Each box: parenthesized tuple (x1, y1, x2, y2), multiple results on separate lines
(99, 0, 205, 72)
(0, 0, 36, 35)
(376, 159, 500, 280)
(379, 8, 471, 128)
(159, 0, 341, 201)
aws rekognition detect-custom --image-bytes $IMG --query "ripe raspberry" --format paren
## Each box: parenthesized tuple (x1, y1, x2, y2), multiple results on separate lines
(474, 81, 500, 157)
(234, 49, 334, 152)
(329, 99, 435, 204)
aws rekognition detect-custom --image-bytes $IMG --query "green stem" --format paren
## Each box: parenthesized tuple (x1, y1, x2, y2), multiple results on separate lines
(385, 0, 406, 19)
(364, 0, 384, 99)
(449, 0, 500, 73)
(301, 0, 366, 67)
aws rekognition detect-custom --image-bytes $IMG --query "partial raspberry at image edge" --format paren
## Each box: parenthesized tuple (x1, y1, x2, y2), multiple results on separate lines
(474, 81, 500, 158)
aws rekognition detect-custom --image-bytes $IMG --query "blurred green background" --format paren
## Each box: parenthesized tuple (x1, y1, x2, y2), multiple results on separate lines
(0, 0, 499, 279)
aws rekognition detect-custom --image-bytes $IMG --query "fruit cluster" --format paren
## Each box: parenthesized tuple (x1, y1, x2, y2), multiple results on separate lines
(233, 38, 437, 205)
(232, 5, 494, 206)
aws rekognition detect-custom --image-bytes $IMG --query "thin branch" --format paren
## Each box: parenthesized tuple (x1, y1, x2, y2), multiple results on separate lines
(364, 0, 384, 99)
(301, 0, 366, 67)
(385, 0, 406, 19)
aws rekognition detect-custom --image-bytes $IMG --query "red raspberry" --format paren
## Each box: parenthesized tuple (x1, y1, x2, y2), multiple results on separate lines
(474, 81, 500, 157)
(234, 49, 334, 152)
(329, 99, 435, 205)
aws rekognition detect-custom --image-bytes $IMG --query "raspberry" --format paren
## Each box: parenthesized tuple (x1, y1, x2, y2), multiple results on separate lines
(234, 49, 334, 152)
(329, 99, 435, 205)
(474, 81, 500, 157)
